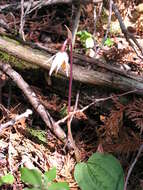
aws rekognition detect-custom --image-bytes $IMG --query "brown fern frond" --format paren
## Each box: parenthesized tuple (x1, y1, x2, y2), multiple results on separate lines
(99, 99, 126, 142)
(126, 98, 143, 133)
(100, 133, 142, 155)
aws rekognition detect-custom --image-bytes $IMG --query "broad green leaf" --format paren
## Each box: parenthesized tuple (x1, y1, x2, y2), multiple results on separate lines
(20, 167, 42, 187)
(104, 38, 114, 47)
(0, 173, 14, 186)
(48, 182, 69, 190)
(74, 152, 124, 190)
(44, 167, 56, 185)
(85, 37, 94, 48)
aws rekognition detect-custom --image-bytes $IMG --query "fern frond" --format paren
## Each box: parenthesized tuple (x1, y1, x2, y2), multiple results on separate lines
(126, 98, 143, 133)
(100, 102, 126, 141)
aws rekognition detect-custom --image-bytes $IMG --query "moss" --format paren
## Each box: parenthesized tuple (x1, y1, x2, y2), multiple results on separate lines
(3, 36, 20, 45)
(0, 50, 39, 70)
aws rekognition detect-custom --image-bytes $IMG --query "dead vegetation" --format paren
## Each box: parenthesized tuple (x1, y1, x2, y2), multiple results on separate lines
(0, 0, 143, 189)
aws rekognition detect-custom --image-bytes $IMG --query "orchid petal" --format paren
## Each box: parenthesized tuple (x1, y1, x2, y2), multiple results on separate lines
(49, 53, 61, 76)
(46, 55, 56, 63)
(49, 51, 69, 76)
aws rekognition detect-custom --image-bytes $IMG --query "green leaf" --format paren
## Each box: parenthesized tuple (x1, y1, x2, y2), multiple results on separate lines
(20, 167, 42, 187)
(24, 188, 40, 190)
(0, 173, 15, 186)
(104, 38, 114, 47)
(48, 182, 69, 190)
(74, 152, 124, 190)
(77, 30, 93, 46)
(85, 37, 94, 48)
(27, 128, 47, 144)
(44, 167, 56, 185)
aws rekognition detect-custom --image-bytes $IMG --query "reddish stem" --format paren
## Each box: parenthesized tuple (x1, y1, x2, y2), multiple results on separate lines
(61, 38, 72, 114)
(68, 38, 72, 114)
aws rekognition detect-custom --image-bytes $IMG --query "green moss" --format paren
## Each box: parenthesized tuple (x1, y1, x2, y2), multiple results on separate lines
(3, 36, 20, 45)
(0, 50, 39, 70)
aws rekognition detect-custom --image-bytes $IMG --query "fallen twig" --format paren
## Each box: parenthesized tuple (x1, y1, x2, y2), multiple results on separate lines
(112, 2, 143, 59)
(124, 144, 143, 190)
(0, 109, 32, 132)
(0, 61, 66, 141)
(56, 90, 136, 125)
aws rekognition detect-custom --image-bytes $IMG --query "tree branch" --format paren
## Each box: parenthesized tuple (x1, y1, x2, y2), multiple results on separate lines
(0, 60, 66, 141)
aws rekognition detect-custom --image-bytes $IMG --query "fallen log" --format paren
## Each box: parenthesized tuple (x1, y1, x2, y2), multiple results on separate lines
(0, 0, 102, 13)
(0, 34, 143, 98)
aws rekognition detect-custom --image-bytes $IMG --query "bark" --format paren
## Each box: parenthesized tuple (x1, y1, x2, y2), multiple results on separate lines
(0, 34, 143, 96)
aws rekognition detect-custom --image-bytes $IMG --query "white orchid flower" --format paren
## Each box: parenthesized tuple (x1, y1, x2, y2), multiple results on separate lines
(47, 51, 70, 77)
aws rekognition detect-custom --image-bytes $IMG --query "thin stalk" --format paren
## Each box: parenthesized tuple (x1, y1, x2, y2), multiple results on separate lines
(68, 38, 73, 113)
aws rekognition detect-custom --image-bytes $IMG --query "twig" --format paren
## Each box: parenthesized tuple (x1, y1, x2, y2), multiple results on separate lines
(124, 144, 143, 190)
(104, 0, 113, 41)
(67, 91, 81, 161)
(0, 19, 11, 33)
(93, 1, 103, 35)
(0, 61, 66, 141)
(70, 91, 79, 123)
(19, 0, 33, 41)
(95, 0, 113, 55)
(112, 2, 143, 60)
(0, 109, 32, 132)
(19, 0, 25, 41)
(8, 131, 13, 174)
(0, 0, 102, 13)
(56, 90, 136, 125)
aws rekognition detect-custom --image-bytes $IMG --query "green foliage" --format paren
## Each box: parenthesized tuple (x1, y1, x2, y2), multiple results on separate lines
(27, 128, 47, 144)
(20, 167, 42, 188)
(0, 173, 15, 186)
(48, 182, 70, 190)
(77, 30, 94, 49)
(60, 104, 68, 117)
(104, 38, 114, 47)
(20, 167, 69, 190)
(74, 152, 124, 190)
(44, 167, 56, 184)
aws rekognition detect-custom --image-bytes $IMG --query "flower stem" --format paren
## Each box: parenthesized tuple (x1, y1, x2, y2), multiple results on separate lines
(68, 38, 72, 113)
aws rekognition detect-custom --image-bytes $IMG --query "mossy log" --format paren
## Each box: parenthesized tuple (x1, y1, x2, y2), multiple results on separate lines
(0, 34, 143, 100)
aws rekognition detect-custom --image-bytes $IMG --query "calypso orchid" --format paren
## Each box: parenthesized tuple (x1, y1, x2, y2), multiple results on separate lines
(47, 25, 73, 114)
(47, 36, 70, 77)
(48, 51, 69, 76)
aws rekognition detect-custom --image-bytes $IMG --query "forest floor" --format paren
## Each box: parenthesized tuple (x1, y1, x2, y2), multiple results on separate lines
(0, 0, 143, 189)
